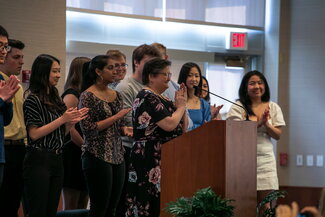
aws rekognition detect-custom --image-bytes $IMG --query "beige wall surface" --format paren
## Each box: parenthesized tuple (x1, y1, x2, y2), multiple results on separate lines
(277, 0, 325, 187)
(0, 0, 66, 93)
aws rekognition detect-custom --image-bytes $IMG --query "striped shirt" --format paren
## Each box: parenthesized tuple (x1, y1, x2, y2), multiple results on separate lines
(23, 94, 65, 150)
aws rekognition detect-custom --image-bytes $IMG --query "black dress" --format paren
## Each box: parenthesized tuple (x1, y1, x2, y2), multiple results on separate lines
(61, 88, 87, 191)
(125, 89, 183, 217)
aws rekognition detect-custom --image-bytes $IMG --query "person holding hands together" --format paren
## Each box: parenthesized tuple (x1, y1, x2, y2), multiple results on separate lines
(125, 58, 188, 217)
(226, 70, 285, 211)
(0, 25, 21, 188)
(79, 55, 132, 217)
(23, 54, 88, 217)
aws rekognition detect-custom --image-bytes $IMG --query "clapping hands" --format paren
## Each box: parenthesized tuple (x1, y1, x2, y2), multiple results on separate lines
(62, 107, 89, 125)
(0, 75, 20, 102)
(257, 108, 270, 127)
(175, 83, 187, 109)
(211, 104, 223, 120)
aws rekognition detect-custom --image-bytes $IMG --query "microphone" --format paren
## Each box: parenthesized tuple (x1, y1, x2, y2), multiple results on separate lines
(194, 86, 250, 121)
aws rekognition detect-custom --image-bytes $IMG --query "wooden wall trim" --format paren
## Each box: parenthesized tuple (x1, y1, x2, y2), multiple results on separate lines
(278, 186, 323, 208)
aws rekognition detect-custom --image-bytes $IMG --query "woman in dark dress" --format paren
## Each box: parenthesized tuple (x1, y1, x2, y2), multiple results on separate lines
(125, 58, 188, 217)
(62, 57, 91, 210)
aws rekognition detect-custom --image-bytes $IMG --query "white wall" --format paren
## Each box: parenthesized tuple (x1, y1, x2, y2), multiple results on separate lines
(66, 41, 210, 82)
(0, 0, 66, 93)
(277, 0, 325, 187)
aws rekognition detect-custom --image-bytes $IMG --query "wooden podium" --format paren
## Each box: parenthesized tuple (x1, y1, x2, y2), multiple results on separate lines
(160, 120, 257, 217)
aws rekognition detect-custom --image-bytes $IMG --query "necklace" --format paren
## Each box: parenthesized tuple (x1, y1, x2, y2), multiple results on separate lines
(144, 87, 169, 101)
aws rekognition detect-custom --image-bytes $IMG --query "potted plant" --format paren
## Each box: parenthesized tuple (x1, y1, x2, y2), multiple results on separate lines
(164, 187, 234, 217)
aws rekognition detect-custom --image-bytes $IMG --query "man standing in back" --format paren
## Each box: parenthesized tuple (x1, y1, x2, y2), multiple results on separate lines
(106, 49, 128, 89)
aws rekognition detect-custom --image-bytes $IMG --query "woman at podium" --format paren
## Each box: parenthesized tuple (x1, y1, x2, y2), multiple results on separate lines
(226, 70, 285, 210)
(125, 58, 188, 217)
(177, 62, 211, 130)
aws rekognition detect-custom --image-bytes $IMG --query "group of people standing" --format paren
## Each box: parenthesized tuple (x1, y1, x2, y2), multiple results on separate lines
(0, 23, 285, 217)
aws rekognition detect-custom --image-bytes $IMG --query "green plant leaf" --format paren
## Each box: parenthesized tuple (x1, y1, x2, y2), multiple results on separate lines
(164, 187, 235, 217)
(256, 190, 287, 217)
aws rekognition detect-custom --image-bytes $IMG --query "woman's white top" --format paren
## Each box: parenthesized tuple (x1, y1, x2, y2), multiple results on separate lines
(226, 101, 285, 190)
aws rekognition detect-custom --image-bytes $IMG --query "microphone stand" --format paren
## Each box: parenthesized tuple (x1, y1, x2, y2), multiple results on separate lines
(197, 87, 250, 121)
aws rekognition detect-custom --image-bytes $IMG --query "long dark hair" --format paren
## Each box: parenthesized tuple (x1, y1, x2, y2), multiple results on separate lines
(238, 70, 270, 116)
(25, 54, 66, 113)
(81, 55, 109, 91)
(64, 57, 91, 92)
(201, 76, 210, 102)
(178, 62, 203, 97)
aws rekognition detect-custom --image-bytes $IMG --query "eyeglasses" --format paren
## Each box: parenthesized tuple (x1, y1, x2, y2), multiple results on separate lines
(0, 44, 11, 52)
(158, 72, 172, 78)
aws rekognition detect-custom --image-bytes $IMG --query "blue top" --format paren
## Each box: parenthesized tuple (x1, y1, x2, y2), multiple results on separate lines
(0, 74, 14, 163)
(188, 98, 211, 130)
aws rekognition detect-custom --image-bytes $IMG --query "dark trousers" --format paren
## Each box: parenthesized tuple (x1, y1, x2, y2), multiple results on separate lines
(0, 145, 26, 217)
(23, 149, 64, 217)
(0, 163, 3, 189)
(115, 146, 131, 217)
(82, 151, 125, 217)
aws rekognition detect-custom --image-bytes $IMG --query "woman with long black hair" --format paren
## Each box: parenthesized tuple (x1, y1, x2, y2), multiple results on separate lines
(23, 54, 88, 217)
(177, 62, 211, 130)
(227, 70, 285, 211)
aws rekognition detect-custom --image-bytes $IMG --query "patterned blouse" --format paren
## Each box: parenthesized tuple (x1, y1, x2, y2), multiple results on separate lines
(79, 91, 125, 164)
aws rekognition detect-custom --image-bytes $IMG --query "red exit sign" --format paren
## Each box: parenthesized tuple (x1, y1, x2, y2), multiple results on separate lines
(226, 32, 248, 50)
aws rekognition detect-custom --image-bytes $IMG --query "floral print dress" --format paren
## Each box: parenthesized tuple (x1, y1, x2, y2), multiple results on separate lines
(125, 89, 183, 217)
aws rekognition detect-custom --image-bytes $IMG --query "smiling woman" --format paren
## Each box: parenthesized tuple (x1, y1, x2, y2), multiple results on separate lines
(23, 54, 88, 217)
(125, 58, 188, 217)
(78, 54, 132, 217)
(49, 61, 61, 86)
(177, 62, 211, 130)
(226, 70, 286, 212)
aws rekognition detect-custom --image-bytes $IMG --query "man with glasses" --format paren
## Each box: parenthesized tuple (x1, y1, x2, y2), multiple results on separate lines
(0, 39, 26, 217)
(106, 49, 128, 89)
(0, 25, 20, 189)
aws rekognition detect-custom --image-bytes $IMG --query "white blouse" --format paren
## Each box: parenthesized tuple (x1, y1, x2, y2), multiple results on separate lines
(226, 101, 285, 190)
